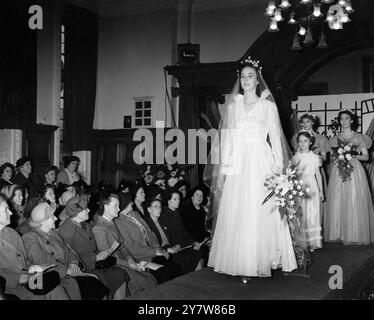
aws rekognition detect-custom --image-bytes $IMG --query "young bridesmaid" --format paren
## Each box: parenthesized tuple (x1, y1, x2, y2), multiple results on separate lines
(292, 130, 324, 251)
(291, 113, 330, 222)
(324, 110, 374, 245)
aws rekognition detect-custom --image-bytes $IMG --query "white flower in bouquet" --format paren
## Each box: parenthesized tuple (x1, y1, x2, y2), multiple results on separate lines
(305, 187, 310, 193)
(170, 171, 177, 177)
(292, 190, 297, 195)
(288, 194, 293, 199)
(345, 154, 352, 161)
(344, 145, 351, 151)
(299, 191, 304, 196)
(299, 180, 304, 185)
(289, 200, 295, 206)
(180, 171, 185, 176)
(168, 177, 179, 187)
(338, 154, 344, 160)
(144, 175, 153, 184)
(155, 179, 165, 187)
(338, 148, 344, 154)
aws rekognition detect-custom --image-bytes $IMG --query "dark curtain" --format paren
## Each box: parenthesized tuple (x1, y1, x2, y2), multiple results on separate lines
(0, 0, 37, 129)
(64, 5, 98, 151)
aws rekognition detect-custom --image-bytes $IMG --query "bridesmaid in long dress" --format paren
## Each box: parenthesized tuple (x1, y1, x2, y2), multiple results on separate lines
(291, 113, 330, 224)
(324, 110, 374, 245)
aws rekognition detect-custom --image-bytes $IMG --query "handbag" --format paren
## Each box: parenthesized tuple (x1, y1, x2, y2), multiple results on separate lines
(25, 270, 61, 295)
(95, 256, 117, 270)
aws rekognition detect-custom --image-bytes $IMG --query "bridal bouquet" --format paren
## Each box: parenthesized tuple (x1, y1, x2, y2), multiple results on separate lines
(262, 161, 310, 223)
(331, 138, 358, 182)
(263, 162, 311, 272)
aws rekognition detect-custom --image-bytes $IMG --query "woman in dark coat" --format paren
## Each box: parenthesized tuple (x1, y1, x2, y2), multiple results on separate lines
(144, 197, 203, 274)
(181, 186, 212, 265)
(58, 196, 129, 299)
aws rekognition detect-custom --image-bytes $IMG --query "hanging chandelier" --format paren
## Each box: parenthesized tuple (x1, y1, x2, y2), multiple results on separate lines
(265, 0, 354, 50)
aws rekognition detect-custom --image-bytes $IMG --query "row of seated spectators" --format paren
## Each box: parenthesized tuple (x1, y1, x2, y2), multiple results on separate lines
(0, 157, 212, 300)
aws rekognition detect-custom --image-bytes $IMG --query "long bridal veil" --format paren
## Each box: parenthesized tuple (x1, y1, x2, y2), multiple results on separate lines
(203, 64, 291, 234)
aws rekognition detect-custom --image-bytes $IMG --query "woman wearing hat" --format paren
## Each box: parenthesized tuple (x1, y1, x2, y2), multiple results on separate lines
(11, 157, 40, 198)
(22, 202, 109, 299)
(0, 194, 69, 299)
(93, 194, 158, 295)
(58, 196, 130, 299)
(181, 186, 212, 266)
(114, 193, 182, 283)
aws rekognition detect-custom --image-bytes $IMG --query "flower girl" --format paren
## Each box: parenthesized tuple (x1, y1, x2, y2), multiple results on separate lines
(292, 130, 324, 251)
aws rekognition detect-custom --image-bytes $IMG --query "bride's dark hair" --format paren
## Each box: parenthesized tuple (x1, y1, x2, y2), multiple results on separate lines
(238, 62, 262, 97)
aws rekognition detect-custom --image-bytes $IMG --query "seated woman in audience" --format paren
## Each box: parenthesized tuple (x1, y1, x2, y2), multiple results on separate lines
(43, 165, 59, 187)
(56, 156, 81, 189)
(145, 184, 163, 203)
(22, 202, 109, 300)
(144, 198, 203, 274)
(40, 184, 57, 206)
(0, 163, 15, 190)
(58, 196, 129, 299)
(92, 194, 157, 295)
(181, 186, 211, 243)
(55, 189, 76, 225)
(17, 197, 43, 236)
(160, 189, 203, 251)
(131, 182, 147, 219)
(174, 180, 190, 208)
(1, 184, 26, 228)
(0, 194, 69, 300)
(114, 193, 182, 283)
(181, 186, 211, 265)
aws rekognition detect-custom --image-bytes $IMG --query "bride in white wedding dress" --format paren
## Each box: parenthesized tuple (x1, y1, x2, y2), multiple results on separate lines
(204, 58, 297, 279)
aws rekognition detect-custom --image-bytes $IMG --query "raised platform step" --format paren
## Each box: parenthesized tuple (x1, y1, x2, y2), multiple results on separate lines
(129, 243, 374, 300)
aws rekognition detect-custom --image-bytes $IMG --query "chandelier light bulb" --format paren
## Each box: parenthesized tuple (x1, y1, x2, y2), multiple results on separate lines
(313, 4, 322, 17)
(332, 21, 343, 30)
(280, 0, 291, 9)
(321, 0, 333, 3)
(300, 0, 312, 4)
(338, 0, 347, 6)
(267, 0, 276, 11)
(345, 0, 354, 12)
(326, 14, 333, 22)
(288, 14, 297, 24)
(274, 8, 283, 22)
(269, 19, 279, 32)
(298, 25, 306, 36)
(341, 14, 351, 23)
(265, 7, 275, 16)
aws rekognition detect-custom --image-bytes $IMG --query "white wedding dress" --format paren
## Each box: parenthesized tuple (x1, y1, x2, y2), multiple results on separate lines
(208, 95, 297, 277)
